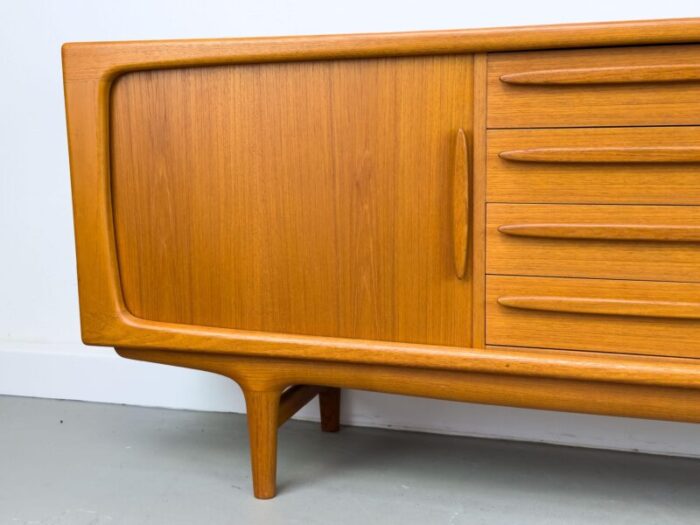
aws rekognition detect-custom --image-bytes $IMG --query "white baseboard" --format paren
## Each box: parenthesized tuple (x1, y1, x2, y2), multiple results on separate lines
(1, 342, 699, 458)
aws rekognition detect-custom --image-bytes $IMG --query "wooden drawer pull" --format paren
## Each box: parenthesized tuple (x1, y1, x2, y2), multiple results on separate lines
(499, 146, 700, 164)
(497, 295, 700, 320)
(498, 224, 700, 242)
(453, 128, 469, 279)
(500, 64, 700, 86)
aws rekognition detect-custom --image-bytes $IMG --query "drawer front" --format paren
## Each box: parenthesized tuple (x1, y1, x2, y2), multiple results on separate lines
(488, 45, 700, 128)
(487, 275, 700, 358)
(487, 127, 700, 204)
(487, 204, 700, 282)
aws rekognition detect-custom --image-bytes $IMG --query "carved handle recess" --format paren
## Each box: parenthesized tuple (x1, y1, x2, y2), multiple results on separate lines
(500, 64, 700, 86)
(453, 128, 469, 279)
(497, 296, 700, 320)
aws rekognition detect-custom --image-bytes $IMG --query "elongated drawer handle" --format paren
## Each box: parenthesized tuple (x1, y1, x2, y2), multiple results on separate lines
(453, 128, 469, 279)
(500, 64, 700, 85)
(497, 296, 700, 320)
(499, 146, 700, 164)
(498, 224, 700, 242)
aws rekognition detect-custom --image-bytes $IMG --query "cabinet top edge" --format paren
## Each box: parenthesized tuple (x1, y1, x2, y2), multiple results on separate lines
(62, 17, 700, 81)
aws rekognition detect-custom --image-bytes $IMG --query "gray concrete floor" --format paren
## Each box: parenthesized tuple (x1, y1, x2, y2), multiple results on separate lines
(1, 397, 699, 525)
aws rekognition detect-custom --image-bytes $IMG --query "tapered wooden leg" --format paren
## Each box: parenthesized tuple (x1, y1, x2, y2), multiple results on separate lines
(244, 389, 281, 499)
(319, 387, 341, 432)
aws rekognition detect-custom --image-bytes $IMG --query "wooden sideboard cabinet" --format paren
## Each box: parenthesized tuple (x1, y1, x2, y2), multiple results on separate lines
(63, 18, 700, 499)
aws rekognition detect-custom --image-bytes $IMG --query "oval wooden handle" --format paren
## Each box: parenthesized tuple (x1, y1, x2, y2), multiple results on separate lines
(453, 128, 469, 279)
(500, 64, 700, 85)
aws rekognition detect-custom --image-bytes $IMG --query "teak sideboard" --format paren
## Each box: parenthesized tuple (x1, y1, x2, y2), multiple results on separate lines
(63, 18, 700, 498)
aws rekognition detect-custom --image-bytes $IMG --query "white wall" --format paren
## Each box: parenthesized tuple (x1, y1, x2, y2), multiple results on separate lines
(2, 0, 700, 457)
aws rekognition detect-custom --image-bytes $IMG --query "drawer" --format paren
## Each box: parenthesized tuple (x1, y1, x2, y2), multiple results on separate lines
(487, 127, 700, 204)
(487, 204, 700, 282)
(488, 45, 700, 128)
(487, 275, 700, 358)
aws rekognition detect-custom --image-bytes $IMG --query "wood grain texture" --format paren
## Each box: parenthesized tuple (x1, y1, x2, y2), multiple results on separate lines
(488, 44, 700, 128)
(497, 223, 700, 242)
(498, 295, 700, 320)
(61, 52, 700, 383)
(499, 63, 700, 85)
(487, 275, 700, 358)
(64, 72, 488, 374)
(498, 146, 700, 163)
(244, 389, 280, 499)
(470, 54, 488, 349)
(488, 204, 700, 282)
(277, 385, 322, 427)
(111, 57, 473, 347)
(63, 20, 700, 499)
(113, 347, 700, 496)
(487, 127, 700, 204)
(117, 349, 700, 423)
(63, 19, 700, 368)
(62, 19, 700, 82)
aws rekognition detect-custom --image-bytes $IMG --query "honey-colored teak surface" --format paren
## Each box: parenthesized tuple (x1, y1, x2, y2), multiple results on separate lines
(63, 18, 700, 499)
(488, 44, 700, 128)
(111, 57, 473, 347)
(488, 275, 700, 357)
(487, 127, 700, 204)
(488, 204, 700, 282)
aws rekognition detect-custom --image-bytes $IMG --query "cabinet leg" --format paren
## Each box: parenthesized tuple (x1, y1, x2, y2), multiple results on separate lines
(319, 387, 341, 432)
(244, 389, 281, 499)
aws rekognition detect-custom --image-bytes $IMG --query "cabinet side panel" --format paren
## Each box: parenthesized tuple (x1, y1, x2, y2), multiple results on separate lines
(110, 57, 473, 346)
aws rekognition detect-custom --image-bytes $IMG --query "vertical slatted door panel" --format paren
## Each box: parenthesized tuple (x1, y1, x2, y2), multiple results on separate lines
(110, 56, 473, 347)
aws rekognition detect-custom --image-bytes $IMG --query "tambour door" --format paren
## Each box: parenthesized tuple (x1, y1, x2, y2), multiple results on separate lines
(109, 56, 473, 347)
